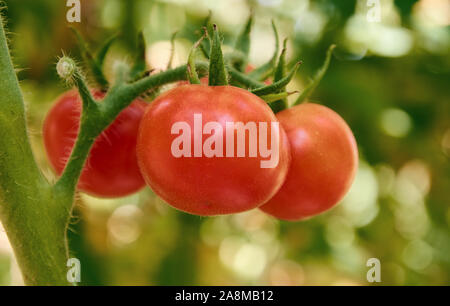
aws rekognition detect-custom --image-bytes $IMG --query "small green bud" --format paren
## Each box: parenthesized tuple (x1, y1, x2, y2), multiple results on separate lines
(57, 56, 76, 80)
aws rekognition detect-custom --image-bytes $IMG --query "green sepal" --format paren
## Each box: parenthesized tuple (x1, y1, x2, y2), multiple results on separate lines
(208, 25, 228, 86)
(167, 31, 179, 70)
(274, 39, 288, 82)
(129, 32, 148, 80)
(271, 39, 289, 112)
(248, 20, 280, 81)
(260, 91, 297, 104)
(200, 12, 214, 59)
(251, 61, 301, 96)
(187, 35, 206, 84)
(294, 44, 336, 105)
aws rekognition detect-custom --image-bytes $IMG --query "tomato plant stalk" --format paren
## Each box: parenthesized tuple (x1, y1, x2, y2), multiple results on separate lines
(0, 15, 71, 285)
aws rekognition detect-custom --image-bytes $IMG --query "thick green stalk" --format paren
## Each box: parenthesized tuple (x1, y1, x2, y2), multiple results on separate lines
(0, 15, 71, 285)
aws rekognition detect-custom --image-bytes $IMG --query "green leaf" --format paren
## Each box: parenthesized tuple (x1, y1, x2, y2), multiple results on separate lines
(209, 25, 228, 86)
(251, 61, 301, 96)
(294, 44, 336, 105)
(274, 39, 288, 83)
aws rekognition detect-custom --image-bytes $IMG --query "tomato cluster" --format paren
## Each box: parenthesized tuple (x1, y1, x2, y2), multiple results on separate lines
(43, 84, 357, 221)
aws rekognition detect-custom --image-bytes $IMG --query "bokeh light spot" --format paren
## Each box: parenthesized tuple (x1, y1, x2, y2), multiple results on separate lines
(380, 108, 412, 137)
(402, 240, 433, 271)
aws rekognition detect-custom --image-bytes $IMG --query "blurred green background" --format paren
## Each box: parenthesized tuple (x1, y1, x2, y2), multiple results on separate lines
(0, 0, 449, 286)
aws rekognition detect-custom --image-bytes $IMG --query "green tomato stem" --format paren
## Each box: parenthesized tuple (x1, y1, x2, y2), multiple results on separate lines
(0, 15, 72, 285)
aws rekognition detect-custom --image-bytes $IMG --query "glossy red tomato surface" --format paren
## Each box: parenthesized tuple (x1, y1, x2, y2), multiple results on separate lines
(260, 103, 358, 221)
(137, 85, 291, 216)
(43, 90, 147, 198)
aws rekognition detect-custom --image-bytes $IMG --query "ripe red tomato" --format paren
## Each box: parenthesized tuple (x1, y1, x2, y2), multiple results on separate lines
(260, 103, 358, 221)
(43, 90, 147, 198)
(137, 85, 291, 216)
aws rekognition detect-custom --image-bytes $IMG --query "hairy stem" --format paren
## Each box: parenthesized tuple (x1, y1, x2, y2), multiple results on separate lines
(0, 15, 71, 285)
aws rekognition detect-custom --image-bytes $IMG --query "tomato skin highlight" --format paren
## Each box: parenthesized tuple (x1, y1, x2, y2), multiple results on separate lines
(260, 103, 358, 221)
(137, 85, 291, 216)
(43, 90, 147, 198)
